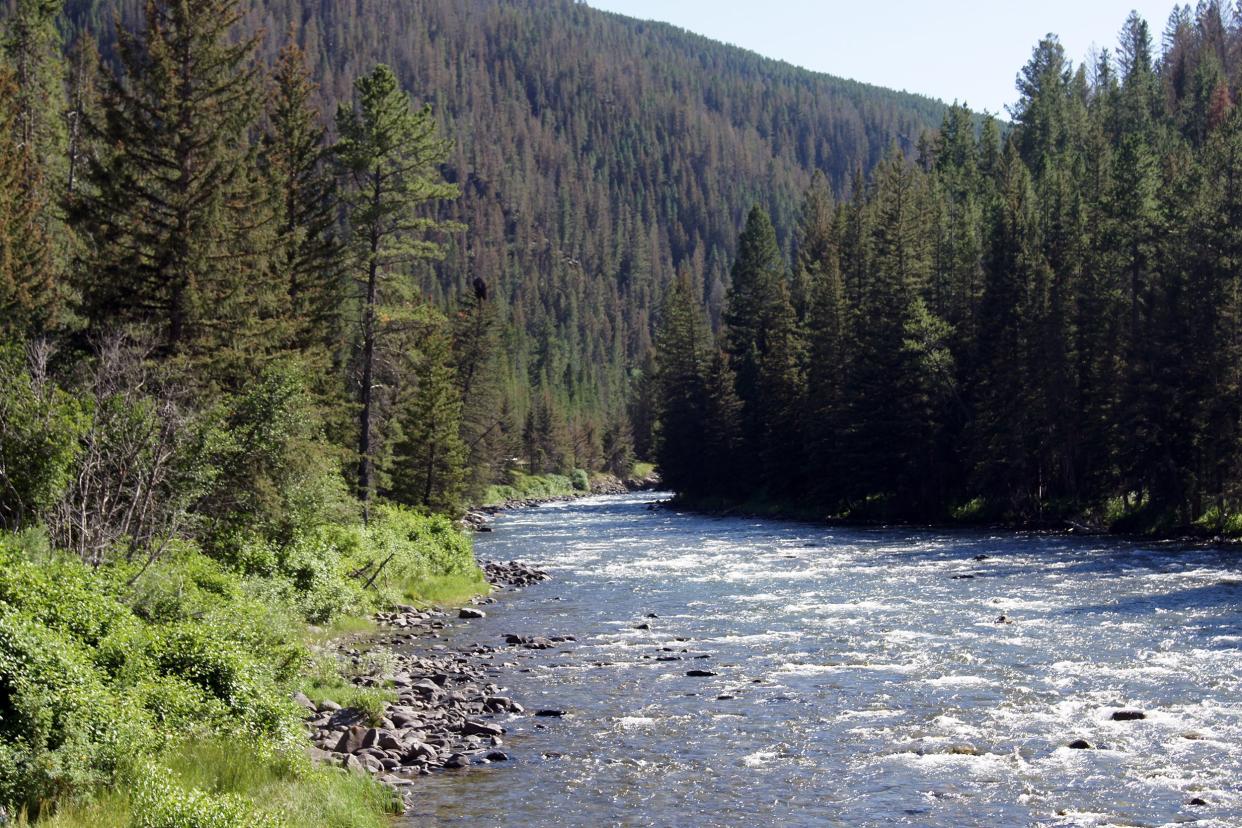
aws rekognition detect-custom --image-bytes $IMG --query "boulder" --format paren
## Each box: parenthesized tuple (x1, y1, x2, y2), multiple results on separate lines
(291, 691, 317, 712)
(1067, 739, 1093, 750)
(463, 719, 504, 737)
(444, 753, 470, 769)
(1110, 709, 1146, 721)
(459, 607, 486, 619)
(334, 726, 368, 754)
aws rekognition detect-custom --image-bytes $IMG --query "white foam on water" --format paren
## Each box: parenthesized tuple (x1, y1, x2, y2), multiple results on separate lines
(615, 716, 656, 728)
(925, 675, 991, 688)
(741, 749, 779, 768)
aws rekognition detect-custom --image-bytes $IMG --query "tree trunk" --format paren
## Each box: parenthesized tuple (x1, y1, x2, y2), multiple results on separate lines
(357, 168, 382, 523)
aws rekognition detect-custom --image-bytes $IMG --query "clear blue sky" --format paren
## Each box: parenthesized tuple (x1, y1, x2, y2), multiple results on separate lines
(585, 1, 1179, 114)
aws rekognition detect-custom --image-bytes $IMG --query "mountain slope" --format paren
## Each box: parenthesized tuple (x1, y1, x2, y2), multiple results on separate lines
(65, 0, 950, 439)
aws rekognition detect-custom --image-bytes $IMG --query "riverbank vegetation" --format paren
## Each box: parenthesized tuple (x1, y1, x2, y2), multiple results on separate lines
(0, 0, 508, 821)
(654, 5, 1242, 536)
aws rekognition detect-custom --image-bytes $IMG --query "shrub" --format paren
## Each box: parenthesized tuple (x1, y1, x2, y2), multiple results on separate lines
(0, 344, 88, 534)
(0, 613, 144, 813)
(129, 762, 282, 828)
(571, 468, 590, 491)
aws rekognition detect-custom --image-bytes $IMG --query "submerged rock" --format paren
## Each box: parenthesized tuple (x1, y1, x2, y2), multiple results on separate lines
(1110, 709, 1146, 721)
(1067, 739, 1093, 749)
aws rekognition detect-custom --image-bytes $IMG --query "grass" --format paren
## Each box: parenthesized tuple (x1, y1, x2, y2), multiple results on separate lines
(19, 738, 400, 828)
(480, 470, 577, 506)
(303, 613, 376, 647)
(400, 570, 490, 606)
(631, 461, 656, 479)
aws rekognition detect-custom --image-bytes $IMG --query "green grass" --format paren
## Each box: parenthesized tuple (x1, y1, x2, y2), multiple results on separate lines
(480, 470, 577, 506)
(20, 738, 400, 828)
(304, 613, 376, 647)
(631, 461, 656, 479)
(401, 569, 490, 606)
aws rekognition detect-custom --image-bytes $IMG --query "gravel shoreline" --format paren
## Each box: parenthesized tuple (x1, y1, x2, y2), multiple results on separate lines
(299, 559, 555, 812)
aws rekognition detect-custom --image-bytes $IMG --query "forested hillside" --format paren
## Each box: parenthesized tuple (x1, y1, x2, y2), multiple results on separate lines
(655, 3, 1242, 535)
(61, 0, 950, 463)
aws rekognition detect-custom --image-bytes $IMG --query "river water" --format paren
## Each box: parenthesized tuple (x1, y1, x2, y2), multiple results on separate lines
(401, 493, 1242, 827)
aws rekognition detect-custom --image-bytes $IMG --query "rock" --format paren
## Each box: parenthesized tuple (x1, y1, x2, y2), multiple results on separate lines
(645, 613, 659, 618)
(403, 742, 438, 763)
(973, 554, 990, 561)
(634, 623, 650, 630)
(485, 750, 509, 762)
(459, 607, 486, 619)
(444, 753, 470, 769)
(951, 574, 975, 580)
(318, 699, 341, 712)
(1111, 709, 1146, 721)
(342, 754, 369, 775)
(534, 709, 565, 718)
(686, 669, 717, 677)
(334, 726, 368, 754)
(291, 691, 317, 712)
(328, 708, 367, 729)
(1188, 797, 1208, 806)
(1067, 739, 1093, 750)
(463, 719, 504, 738)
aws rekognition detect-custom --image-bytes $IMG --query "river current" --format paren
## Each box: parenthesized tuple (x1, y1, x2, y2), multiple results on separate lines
(401, 493, 1242, 827)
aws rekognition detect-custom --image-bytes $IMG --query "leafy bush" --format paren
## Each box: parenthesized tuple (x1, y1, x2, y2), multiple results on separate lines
(571, 468, 590, 491)
(196, 362, 352, 553)
(129, 762, 282, 828)
(0, 345, 88, 534)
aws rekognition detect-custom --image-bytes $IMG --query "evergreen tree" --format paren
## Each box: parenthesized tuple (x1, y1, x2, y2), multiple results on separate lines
(804, 230, 848, 505)
(653, 271, 710, 494)
(0, 66, 54, 340)
(263, 39, 343, 357)
(391, 315, 467, 513)
(335, 63, 460, 515)
(72, 0, 270, 369)
(451, 278, 504, 493)
(722, 206, 789, 478)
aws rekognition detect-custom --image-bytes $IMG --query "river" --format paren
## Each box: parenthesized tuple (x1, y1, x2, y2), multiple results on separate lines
(400, 493, 1242, 827)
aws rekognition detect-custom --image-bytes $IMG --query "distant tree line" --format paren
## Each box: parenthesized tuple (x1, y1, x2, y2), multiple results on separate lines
(655, 5, 1242, 532)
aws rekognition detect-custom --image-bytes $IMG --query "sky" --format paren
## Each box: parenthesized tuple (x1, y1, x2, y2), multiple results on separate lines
(585, 0, 1180, 115)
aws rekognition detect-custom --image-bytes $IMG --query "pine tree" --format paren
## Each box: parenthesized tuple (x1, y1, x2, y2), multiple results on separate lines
(838, 147, 948, 511)
(451, 278, 504, 493)
(391, 316, 467, 513)
(72, 0, 270, 370)
(722, 206, 789, 478)
(804, 231, 848, 505)
(971, 142, 1054, 517)
(263, 39, 343, 357)
(653, 270, 710, 494)
(0, 65, 54, 341)
(3, 0, 66, 193)
(335, 63, 461, 515)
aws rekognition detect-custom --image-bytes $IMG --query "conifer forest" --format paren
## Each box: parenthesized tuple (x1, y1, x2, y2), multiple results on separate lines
(2, 0, 1242, 825)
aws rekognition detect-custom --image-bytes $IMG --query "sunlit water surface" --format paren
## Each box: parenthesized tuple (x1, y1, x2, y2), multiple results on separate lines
(400, 493, 1242, 827)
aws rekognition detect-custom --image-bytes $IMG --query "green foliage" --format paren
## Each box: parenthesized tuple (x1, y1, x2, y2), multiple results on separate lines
(0, 347, 88, 533)
(481, 471, 577, 506)
(71, 0, 270, 366)
(570, 469, 590, 492)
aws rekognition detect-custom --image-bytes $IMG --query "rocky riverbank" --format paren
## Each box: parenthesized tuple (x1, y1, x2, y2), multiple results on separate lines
(300, 560, 553, 811)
